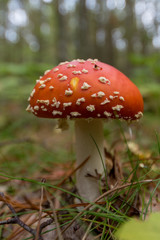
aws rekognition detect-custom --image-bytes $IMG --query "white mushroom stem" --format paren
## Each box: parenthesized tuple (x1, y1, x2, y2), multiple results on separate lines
(75, 119, 105, 202)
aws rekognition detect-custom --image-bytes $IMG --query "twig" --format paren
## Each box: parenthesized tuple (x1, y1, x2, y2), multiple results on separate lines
(58, 179, 153, 238)
(0, 218, 17, 225)
(7, 214, 37, 240)
(0, 192, 36, 237)
(45, 189, 64, 240)
(0, 191, 57, 240)
(39, 218, 54, 233)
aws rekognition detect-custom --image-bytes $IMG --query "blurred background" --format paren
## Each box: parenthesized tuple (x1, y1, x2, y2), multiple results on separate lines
(0, 0, 160, 180)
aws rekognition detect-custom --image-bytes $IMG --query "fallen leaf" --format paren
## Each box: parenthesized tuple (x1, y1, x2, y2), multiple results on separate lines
(115, 212, 160, 240)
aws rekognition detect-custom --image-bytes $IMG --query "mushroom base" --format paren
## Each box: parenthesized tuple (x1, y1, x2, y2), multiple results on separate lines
(75, 119, 105, 202)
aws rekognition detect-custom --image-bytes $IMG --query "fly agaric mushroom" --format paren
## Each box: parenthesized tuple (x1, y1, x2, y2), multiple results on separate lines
(27, 59, 143, 202)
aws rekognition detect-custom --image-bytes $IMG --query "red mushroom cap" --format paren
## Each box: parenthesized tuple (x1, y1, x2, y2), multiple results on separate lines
(27, 59, 144, 120)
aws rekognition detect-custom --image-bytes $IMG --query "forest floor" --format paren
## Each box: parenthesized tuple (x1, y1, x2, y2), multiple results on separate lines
(1, 111, 160, 239)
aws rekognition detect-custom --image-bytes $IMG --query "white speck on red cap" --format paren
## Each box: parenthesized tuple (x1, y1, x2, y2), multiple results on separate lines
(30, 89, 35, 98)
(63, 102, 72, 109)
(100, 98, 110, 105)
(39, 84, 46, 89)
(99, 77, 110, 85)
(72, 70, 82, 75)
(112, 105, 124, 111)
(59, 75, 68, 81)
(109, 95, 114, 100)
(135, 111, 143, 118)
(81, 82, 91, 90)
(37, 100, 50, 105)
(34, 105, 39, 111)
(104, 111, 112, 117)
(86, 105, 95, 112)
(119, 96, 125, 101)
(49, 86, 54, 90)
(81, 69, 88, 73)
(91, 93, 97, 98)
(113, 91, 119, 95)
(52, 110, 62, 115)
(65, 88, 73, 96)
(76, 97, 85, 105)
(53, 68, 59, 72)
(97, 91, 105, 98)
(70, 112, 81, 117)
(44, 69, 50, 75)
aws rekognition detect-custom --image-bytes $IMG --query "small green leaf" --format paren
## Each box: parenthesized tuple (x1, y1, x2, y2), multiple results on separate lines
(115, 212, 160, 240)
